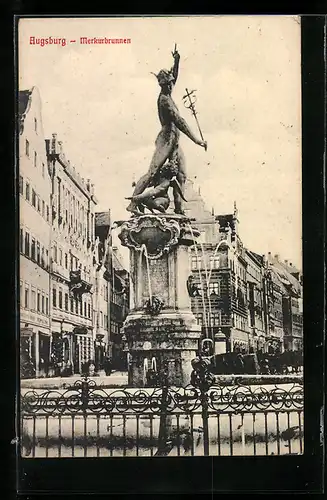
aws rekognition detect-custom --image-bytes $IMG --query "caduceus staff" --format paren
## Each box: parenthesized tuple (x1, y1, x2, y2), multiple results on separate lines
(183, 88, 207, 151)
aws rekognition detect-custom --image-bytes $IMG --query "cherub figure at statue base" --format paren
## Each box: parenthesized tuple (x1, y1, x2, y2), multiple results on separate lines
(125, 160, 187, 216)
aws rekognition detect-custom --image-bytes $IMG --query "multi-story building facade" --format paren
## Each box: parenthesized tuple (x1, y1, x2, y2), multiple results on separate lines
(184, 180, 303, 357)
(263, 265, 285, 354)
(46, 134, 97, 375)
(268, 254, 303, 352)
(94, 212, 130, 369)
(19, 87, 52, 378)
(185, 180, 249, 355)
(94, 211, 112, 370)
(19, 88, 131, 378)
(110, 247, 130, 370)
(244, 250, 266, 353)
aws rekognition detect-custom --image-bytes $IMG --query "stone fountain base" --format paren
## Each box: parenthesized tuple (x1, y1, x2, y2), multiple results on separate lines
(118, 213, 201, 387)
(123, 309, 201, 387)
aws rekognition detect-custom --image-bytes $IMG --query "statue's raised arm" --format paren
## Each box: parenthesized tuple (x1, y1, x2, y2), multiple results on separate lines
(170, 44, 180, 83)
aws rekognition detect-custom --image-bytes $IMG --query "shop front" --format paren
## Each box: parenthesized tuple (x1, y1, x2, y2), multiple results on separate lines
(50, 321, 94, 376)
(72, 326, 94, 375)
(50, 321, 73, 376)
(230, 328, 249, 353)
(20, 311, 51, 378)
(20, 326, 36, 378)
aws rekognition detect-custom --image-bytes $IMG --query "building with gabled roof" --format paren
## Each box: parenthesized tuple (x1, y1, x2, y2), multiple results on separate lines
(19, 87, 52, 378)
(267, 253, 303, 352)
(185, 179, 249, 355)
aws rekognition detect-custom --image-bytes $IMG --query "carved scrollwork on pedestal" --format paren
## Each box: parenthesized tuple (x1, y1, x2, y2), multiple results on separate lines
(118, 215, 181, 259)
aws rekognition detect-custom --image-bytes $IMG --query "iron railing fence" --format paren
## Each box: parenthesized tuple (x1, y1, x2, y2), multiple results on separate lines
(21, 376, 304, 458)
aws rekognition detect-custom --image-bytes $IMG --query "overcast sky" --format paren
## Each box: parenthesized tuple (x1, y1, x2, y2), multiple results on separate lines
(19, 16, 302, 268)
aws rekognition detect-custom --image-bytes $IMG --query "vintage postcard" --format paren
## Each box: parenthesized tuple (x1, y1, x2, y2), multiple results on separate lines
(18, 15, 303, 461)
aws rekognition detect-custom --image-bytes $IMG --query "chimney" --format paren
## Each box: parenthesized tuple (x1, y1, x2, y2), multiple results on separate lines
(285, 259, 288, 265)
(290, 262, 293, 267)
(86, 179, 91, 191)
(274, 254, 279, 261)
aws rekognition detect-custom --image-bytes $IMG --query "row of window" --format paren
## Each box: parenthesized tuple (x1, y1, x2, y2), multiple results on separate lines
(191, 282, 221, 297)
(191, 255, 221, 271)
(234, 314, 247, 331)
(24, 138, 45, 176)
(53, 176, 94, 242)
(247, 263, 261, 283)
(20, 227, 50, 270)
(98, 311, 109, 329)
(20, 281, 49, 315)
(271, 310, 283, 323)
(191, 255, 247, 281)
(21, 280, 120, 332)
(52, 286, 92, 319)
(233, 261, 247, 281)
(52, 287, 91, 319)
(22, 150, 96, 246)
(52, 243, 92, 278)
(194, 311, 222, 326)
(19, 175, 50, 222)
(292, 314, 303, 325)
(247, 287, 263, 309)
(110, 321, 121, 335)
(100, 282, 109, 301)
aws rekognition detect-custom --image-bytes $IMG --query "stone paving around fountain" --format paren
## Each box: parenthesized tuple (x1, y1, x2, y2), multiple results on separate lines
(21, 371, 128, 391)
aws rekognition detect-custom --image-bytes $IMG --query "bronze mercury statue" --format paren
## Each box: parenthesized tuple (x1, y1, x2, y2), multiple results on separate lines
(126, 45, 207, 216)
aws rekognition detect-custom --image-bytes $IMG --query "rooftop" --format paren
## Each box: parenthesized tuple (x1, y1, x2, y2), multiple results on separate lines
(18, 88, 34, 133)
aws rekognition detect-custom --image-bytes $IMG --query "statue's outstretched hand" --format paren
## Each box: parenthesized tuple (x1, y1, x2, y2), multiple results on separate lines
(172, 43, 180, 59)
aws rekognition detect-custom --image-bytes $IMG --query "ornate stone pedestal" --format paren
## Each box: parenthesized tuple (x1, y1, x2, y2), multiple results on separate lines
(119, 214, 201, 387)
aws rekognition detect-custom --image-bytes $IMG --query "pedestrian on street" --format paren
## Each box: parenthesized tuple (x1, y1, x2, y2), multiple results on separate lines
(104, 356, 113, 376)
(88, 360, 95, 377)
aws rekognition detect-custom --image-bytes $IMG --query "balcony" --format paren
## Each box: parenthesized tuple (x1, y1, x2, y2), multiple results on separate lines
(69, 269, 93, 296)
